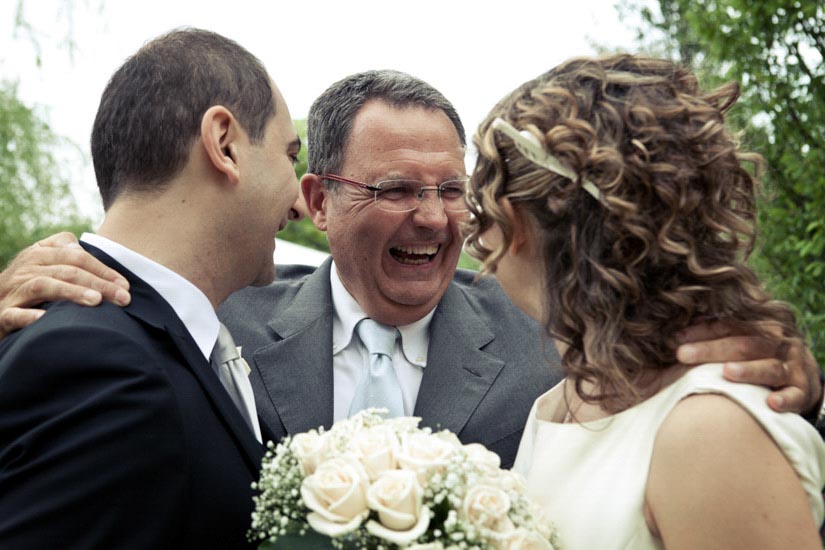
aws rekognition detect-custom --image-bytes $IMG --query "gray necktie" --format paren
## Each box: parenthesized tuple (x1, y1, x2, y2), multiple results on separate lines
(349, 318, 404, 418)
(211, 323, 262, 442)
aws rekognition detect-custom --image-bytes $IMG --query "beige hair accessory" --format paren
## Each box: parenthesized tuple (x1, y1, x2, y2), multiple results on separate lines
(492, 117, 601, 201)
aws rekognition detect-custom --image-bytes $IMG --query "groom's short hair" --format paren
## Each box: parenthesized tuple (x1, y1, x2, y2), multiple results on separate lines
(91, 27, 275, 209)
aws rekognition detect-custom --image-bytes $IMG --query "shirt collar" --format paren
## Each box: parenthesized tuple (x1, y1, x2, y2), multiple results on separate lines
(81, 233, 219, 361)
(329, 261, 435, 367)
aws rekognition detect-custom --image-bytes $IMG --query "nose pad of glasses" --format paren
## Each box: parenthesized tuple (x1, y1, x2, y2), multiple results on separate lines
(413, 188, 448, 218)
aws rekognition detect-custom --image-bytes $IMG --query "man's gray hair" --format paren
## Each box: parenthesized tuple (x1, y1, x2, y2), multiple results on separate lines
(306, 70, 466, 184)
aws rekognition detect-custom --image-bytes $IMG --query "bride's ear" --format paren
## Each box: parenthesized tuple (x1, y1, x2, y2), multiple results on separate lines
(500, 197, 538, 258)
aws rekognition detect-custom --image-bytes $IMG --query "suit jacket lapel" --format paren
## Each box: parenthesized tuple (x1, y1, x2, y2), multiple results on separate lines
(81, 243, 264, 470)
(252, 259, 335, 436)
(414, 281, 504, 435)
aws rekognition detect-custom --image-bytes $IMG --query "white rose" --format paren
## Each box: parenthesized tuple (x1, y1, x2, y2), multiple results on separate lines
(347, 424, 399, 480)
(463, 443, 502, 474)
(478, 470, 527, 495)
(396, 432, 458, 480)
(365, 469, 430, 545)
(290, 430, 330, 475)
(503, 528, 555, 550)
(300, 455, 370, 537)
(462, 484, 515, 535)
(432, 430, 462, 447)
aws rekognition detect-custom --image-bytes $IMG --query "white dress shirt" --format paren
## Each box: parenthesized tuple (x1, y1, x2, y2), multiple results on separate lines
(80, 233, 219, 361)
(330, 262, 435, 422)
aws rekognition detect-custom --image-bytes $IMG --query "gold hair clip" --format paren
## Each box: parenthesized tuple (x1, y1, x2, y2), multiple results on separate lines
(492, 117, 601, 200)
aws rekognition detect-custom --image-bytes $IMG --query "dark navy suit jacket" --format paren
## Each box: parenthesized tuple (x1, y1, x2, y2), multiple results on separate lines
(0, 244, 267, 549)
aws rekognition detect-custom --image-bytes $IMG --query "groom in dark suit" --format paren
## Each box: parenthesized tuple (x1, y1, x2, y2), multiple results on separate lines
(0, 29, 303, 548)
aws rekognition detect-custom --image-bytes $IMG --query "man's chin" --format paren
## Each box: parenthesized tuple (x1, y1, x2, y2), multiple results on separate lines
(250, 264, 277, 287)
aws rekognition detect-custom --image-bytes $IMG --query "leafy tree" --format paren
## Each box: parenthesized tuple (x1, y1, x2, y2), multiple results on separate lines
(0, 83, 91, 268)
(277, 119, 332, 253)
(1, 1, 93, 268)
(620, 0, 825, 363)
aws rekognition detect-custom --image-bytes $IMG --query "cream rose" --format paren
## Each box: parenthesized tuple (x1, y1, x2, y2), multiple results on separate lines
(365, 469, 430, 545)
(462, 484, 515, 535)
(503, 528, 555, 550)
(300, 455, 370, 537)
(396, 432, 459, 480)
(463, 443, 502, 474)
(347, 424, 399, 480)
(478, 470, 528, 495)
(290, 430, 330, 476)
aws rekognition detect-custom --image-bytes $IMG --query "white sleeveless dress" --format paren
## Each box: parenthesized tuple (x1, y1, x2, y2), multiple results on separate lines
(513, 363, 825, 549)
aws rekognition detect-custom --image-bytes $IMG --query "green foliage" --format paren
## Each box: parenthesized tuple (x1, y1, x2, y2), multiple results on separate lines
(623, 0, 825, 363)
(0, 82, 91, 268)
(277, 119, 331, 253)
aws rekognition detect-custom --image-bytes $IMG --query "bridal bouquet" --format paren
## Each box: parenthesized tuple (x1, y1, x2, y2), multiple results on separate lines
(249, 410, 558, 549)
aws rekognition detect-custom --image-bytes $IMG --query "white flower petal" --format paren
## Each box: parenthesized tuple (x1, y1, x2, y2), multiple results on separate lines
(307, 510, 368, 538)
(366, 505, 430, 546)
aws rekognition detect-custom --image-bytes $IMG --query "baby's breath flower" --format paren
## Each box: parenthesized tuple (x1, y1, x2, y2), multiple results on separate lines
(248, 410, 558, 548)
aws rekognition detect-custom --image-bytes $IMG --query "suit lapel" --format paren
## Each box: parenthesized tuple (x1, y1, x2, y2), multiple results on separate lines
(413, 282, 504, 435)
(252, 259, 335, 436)
(81, 243, 264, 470)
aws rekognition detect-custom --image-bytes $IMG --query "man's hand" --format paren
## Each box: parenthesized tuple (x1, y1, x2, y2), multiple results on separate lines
(0, 232, 131, 339)
(676, 321, 822, 415)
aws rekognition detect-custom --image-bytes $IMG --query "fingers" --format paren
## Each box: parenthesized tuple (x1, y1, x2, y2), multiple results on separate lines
(36, 231, 81, 248)
(0, 236, 131, 321)
(675, 320, 736, 344)
(767, 387, 806, 414)
(28, 244, 130, 291)
(722, 359, 790, 388)
(0, 307, 45, 339)
(677, 335, 776, 365)
(23, 275, 105, 308)
(25, 264, 131, 307)
(722, 351, 819, 414)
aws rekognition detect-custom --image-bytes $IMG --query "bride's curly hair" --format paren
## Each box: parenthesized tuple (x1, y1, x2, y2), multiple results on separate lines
(464, 54, 800, 409)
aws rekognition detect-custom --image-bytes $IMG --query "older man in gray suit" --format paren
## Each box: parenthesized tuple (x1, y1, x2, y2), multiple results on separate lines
(0, 71, 822, 469)
(219, 71, 556, 467)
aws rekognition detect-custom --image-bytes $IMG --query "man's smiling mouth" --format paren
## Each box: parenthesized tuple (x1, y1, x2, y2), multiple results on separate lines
(390, 244, 440, 265)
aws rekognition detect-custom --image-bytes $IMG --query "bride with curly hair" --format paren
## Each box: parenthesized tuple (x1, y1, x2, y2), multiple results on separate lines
(464, 54, 825, 548)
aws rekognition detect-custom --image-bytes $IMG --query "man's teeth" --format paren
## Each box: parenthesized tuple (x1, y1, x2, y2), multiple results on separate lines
(390, 244, 440, 265)
(395, 245, 439, 255)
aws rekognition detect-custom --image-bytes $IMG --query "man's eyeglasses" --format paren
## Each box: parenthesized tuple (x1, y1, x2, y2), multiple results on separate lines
(322, 174, 469, 213)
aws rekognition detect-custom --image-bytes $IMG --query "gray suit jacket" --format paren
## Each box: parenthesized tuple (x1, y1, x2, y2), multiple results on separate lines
(218, 258, 562, 468)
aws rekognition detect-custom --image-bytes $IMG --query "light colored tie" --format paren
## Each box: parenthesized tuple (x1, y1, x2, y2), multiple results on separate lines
(212, 323, 262, 442)
(349, 318, 404, 418)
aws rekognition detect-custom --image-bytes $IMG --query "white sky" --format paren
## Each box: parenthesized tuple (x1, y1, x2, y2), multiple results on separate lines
(1, 0, 643, 221)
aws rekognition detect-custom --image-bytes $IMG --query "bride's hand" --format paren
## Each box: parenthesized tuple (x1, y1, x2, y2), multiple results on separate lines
(675, 320, 821, 416)
(0, 232, 131, 339)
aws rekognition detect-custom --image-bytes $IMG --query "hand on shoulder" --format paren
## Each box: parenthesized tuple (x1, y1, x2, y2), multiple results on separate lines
(676, 320, 823, 415)
(0, 232, 131, 339)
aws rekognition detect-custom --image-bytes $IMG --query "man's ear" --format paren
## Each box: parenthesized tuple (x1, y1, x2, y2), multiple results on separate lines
(500, 197, 537, 257)
(201, 105, 241, 185)
(302, 173, 330, 231)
